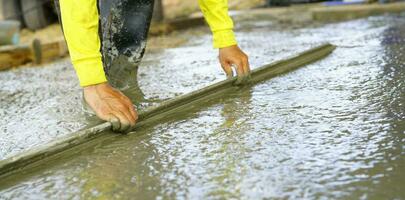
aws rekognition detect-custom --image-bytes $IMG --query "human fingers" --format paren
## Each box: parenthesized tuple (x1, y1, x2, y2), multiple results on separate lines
(109, 116, 121, 132)
(111, 109, 131, 133)
(116, 92, 138, 125)
(89, 102, 120, 131)
(242, 55, 251, 83)
(98, 112, 120, 132)
(232, 59, 247, 85)
(126, 107, 138, 133)
(128, 104, 138, 126)
(220, 58, 234, 79)
(116, 99, 136, 125)
(242, 54, 251, 75)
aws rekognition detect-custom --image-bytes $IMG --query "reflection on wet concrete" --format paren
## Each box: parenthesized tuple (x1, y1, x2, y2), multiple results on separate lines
(0, 12, 405, 199)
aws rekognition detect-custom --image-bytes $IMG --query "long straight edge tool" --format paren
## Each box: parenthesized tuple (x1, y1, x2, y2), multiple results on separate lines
(0, 43, 336, 178)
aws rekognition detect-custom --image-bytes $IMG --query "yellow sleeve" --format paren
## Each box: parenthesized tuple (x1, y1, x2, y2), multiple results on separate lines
(59, 0, 107, 87)
(198, 0, 237, 48)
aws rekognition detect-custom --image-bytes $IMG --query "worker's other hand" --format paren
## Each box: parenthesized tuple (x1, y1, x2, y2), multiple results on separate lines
(83, 82, 138, 133)
(219, 45, 250, 85)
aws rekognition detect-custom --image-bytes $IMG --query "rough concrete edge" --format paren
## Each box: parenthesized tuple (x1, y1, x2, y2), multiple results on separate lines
(312, 2, 405, 21)
(0, 43, 336, 178)
(150, 16, 206, 36)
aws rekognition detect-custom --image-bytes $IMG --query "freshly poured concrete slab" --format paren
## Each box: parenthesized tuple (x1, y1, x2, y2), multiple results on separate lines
(0, 43, 336, 178)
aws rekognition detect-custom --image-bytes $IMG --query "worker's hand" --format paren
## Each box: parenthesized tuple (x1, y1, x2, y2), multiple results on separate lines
(219, 45, 250, 85)
(83, 82, 138, 133)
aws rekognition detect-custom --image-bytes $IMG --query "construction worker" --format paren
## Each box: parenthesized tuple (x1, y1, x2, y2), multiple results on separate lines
(55, 0, 250, 132)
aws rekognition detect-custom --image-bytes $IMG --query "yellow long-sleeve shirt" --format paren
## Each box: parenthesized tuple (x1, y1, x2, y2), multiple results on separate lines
(59, 0, 237, 87)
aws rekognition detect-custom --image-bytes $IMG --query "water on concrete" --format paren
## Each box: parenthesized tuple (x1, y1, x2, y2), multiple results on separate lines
(0, 12, 404, 199)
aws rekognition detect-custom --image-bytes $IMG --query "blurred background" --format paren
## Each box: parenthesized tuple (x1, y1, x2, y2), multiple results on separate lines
(0, 0, 403, 65)
(0, 0, 264, 28)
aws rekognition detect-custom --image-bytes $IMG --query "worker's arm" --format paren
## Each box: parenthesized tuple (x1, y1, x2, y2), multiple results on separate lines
(198, 0, 250, 82)
(59, 0, 137, 132)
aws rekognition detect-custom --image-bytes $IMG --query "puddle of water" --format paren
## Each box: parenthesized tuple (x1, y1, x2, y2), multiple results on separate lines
(0, 13, 405, 199)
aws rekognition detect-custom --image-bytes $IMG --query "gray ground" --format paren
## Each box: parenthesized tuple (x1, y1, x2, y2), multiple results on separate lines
(0, 11, 404, 199)
(0, 13, 312, 160)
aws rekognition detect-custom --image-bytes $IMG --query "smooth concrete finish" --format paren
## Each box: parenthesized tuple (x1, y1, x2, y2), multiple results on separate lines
(0, 43, 336, 179)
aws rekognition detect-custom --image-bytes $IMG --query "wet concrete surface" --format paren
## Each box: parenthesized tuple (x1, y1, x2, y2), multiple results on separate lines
(0, 27, 205, 160)
(0, 12, 405, 199)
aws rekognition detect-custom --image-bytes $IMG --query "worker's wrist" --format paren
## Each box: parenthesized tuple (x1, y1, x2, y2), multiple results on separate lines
(212, 29, 237, 49)
(219, 44, 238, 50)
(82, 82, 108, 90)
(72, 57, 107, 87)
(78, 77, 109, 87)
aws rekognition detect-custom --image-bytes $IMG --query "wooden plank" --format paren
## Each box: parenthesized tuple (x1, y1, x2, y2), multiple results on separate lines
(40, 37, 68, 62)
(0, 43, 336, 179)
(0, 38, 68, 70)
(0, 44, 30, 70)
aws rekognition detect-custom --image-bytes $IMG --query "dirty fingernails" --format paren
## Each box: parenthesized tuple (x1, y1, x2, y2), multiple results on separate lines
(110, 117, 121, 132)
(120, 122, 130, 133)
(234, 74, 249, 85)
